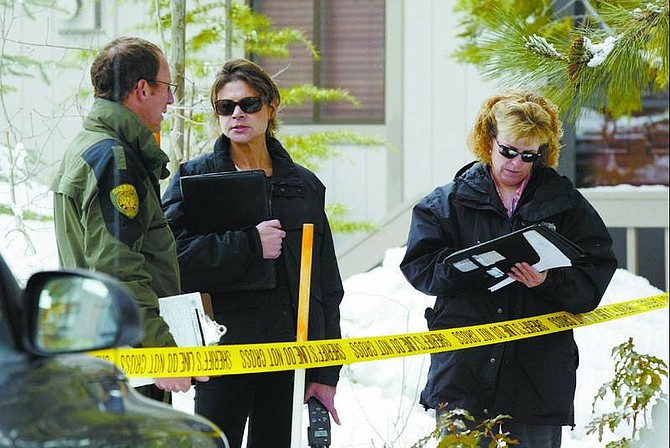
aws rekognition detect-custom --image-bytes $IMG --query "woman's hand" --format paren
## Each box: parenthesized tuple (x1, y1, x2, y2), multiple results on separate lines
(305, 382, 341, 425)
(256, 219, 286, 259)
(508, 262, 547, 288)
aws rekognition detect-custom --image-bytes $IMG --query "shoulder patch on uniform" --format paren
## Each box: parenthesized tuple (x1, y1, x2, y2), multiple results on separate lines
(110, 184, 139, 218)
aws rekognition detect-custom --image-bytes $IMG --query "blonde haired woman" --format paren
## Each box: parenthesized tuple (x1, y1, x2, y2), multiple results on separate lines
(400, 90, 617, 447)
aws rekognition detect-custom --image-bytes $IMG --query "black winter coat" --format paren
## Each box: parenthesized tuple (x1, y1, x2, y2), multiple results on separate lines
(162, 135, 344, 386)
(400, 162, 617, 426)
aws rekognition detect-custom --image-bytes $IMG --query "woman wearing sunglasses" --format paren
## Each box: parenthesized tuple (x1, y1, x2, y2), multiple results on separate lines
(162, 59, 343, 448)
(400, 90, 617, 447)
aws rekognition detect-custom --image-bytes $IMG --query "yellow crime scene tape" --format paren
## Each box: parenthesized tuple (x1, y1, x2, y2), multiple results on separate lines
(90, 293, 668, 378)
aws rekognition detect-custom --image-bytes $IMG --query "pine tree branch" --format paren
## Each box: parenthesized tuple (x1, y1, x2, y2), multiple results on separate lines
(451, 0, 669, 122)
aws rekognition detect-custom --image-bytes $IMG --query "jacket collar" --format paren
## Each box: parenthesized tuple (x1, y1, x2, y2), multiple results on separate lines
(212, 134, 298, 180)
(454, 162, 575, 219)
(83, 98, 171, 180)
(455, 162, 553, 196)
(455, 162, 496, 201)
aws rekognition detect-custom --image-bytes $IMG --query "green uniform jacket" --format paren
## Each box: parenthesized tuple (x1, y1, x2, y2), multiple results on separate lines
(51, 98, 180, 348)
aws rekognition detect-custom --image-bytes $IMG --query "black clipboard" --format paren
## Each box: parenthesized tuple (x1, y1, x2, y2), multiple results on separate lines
(179, 169, 276, 291)
(180, 169, 271, 234)
(442, 223, 585, 291)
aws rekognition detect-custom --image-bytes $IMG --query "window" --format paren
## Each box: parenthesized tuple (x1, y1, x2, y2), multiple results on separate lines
(565, 2, 668, 188)
(575, 93, 669, 187)
(252, 0, 385, 124)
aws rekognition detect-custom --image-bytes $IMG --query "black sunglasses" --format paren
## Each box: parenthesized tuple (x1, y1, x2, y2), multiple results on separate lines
(214, 97, 264, 116)
(496, 139, 542, 163)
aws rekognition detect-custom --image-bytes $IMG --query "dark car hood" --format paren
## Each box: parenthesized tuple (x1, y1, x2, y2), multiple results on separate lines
(0, 354, 224, 447)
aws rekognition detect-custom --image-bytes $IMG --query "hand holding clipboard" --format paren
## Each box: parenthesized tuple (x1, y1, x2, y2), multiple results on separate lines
(441, 223, 585, 292)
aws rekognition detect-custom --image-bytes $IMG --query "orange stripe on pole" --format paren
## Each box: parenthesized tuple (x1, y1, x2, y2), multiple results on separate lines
(296, 223, 314, 342)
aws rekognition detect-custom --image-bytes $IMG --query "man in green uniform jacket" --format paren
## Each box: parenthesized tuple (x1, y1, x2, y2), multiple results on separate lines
(51, 37, 204, 400)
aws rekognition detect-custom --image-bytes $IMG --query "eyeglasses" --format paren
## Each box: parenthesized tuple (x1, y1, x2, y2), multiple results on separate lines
(496, 139, 542, 163)
(214, 97, 263, 116)
(149, 79, 178, 95)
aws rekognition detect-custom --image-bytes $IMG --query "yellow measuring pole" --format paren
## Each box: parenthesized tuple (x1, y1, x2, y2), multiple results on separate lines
(296, 223, 314, 342)
(291, 223, 314, 448)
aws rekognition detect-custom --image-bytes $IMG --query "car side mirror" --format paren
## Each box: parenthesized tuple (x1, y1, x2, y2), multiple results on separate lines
(22, 270, 142, 355)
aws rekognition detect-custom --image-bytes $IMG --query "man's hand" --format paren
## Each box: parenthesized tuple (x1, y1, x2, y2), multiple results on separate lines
(154, 376, 209, 393)
(508, 262, 547, 288)
(305, 382, 341, 425)
(256, 219, 286, 259)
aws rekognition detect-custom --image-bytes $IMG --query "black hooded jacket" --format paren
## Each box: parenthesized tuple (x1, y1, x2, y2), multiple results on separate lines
(400, 162, 617, 425)
(162, 135, 344, 386)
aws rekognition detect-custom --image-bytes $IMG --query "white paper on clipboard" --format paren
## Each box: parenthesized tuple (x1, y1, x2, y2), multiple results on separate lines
(488, 229, 573, 292)
(129, 292, 226, 387)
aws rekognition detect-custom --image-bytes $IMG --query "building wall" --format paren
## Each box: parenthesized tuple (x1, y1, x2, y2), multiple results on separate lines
(401, 0, 494, 199)
(307, 0, 497, 249)
(2, 1, 132, 174)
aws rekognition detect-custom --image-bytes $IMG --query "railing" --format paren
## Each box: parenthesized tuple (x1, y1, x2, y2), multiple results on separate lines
(580, 187, 669, 291)
(337, 187, 670, 291)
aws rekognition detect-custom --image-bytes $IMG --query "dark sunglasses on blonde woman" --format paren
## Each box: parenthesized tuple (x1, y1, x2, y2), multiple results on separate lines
(214, 97, 263, 116)
(496, 139, 543, 163)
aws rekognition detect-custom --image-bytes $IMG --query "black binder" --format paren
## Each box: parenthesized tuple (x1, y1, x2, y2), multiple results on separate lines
(179, 169, 276, 291)
(442, 223, 585, 291)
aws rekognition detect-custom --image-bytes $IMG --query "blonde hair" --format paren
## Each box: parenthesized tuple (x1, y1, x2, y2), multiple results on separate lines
(467, 90, 563, 168)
